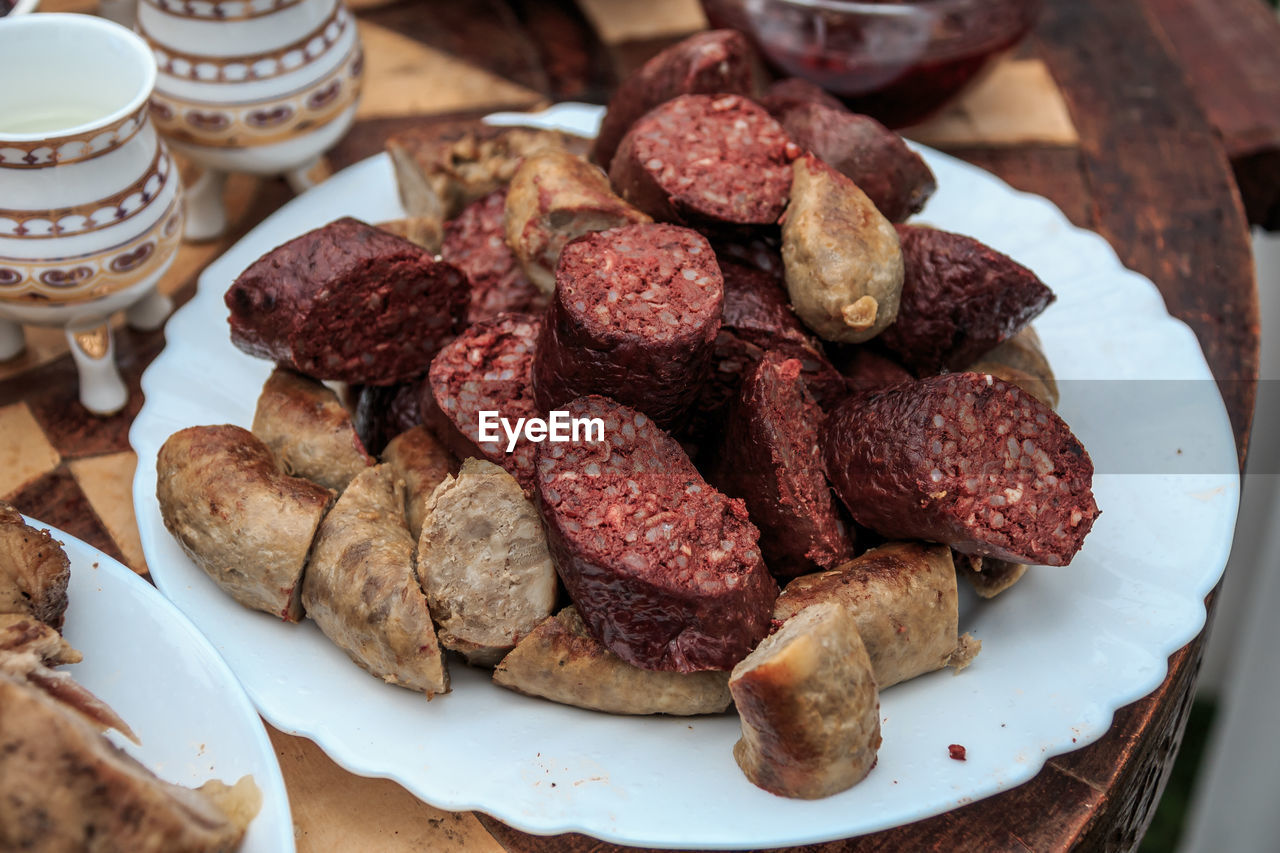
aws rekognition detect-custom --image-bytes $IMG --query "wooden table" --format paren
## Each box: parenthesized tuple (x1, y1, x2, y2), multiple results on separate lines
(0, 0, 1261, 850)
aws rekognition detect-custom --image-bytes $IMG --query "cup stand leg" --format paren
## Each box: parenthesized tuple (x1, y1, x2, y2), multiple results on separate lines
(285, 157, 331, 194)
(66, 323, 128, 416)
(125, 288, 173, 332)
(0, 318, 25, 361)
(183, 168, 229, 242)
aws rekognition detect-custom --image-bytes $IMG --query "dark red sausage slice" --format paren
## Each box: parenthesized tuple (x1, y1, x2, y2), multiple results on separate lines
(592, 30, 757, 172)
(689, 259, 846, 445)
(226, 217, 467, 384)
(757, 77, 846, 116)
(424, 313, 543, 492)
(778, 102, 936, 224)
(535, 395, 778, 672)
(836, 347, 914, 395)
(533, 223, 723, 428)
(879, 225, 1056, 374)
(824, 372, 1098, 566)
(609, 94, 795, 229)
(710, 351, 855, 577)
(440, 188, 549, 325)
(352, 379, 425, 456)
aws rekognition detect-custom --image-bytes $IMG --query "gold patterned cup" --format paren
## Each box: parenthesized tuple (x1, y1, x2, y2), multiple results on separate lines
(137, 0, 364, 239)
(0, 13, 184, 415)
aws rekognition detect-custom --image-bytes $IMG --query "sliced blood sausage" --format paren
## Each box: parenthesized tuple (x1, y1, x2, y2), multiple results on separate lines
(710, 234, 786, 280)
(778, 102, 936, 223)
(424, 312, 543, 492)
(592, 29, 757, 171)
(781, 154, 904, 343)
(711, 351, 854, 577)
(609, 94, 795, 229)
(730, 601, 880, 799)
(441, 188, 549, 325)
(688, 258, 846, 446)
(824, 372, 1099, 566)
(533, 223, 723, 428)
(535, 396, 778, 672)
(504, 149, 651, 293)
(225, 217, 467, 385)
(352, 378, 425, 457)
(879, 225, 1056, 375)
(836, 347, 914, 395)
(757, 77, 846, 116)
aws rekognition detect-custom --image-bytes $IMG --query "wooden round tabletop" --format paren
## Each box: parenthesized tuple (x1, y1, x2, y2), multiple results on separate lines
(0, 0, 1263, 850)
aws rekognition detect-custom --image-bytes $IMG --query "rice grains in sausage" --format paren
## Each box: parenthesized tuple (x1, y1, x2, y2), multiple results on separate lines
(425, 312, 543, 492)
(533, 223, 723, 428)
(710, 351, 854, 577)
(609, 94, 796, 229)
(824, 372, 1098, 566)
(535, 396, 778, 672)
(441, 189, 549, 325)
(879, 225, 1056, 375)
(225, 217, 467, 384)
(592, 29, 757, 171)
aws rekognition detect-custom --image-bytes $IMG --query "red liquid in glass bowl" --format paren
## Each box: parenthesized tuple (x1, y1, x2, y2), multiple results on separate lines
(702, 0, 1042, 128)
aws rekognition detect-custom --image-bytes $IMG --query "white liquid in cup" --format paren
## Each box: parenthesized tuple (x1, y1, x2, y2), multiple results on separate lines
(0, 103, 111, 135)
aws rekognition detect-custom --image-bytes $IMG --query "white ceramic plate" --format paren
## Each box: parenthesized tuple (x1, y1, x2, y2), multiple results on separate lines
(129, 103, 1240, 848)
(23, 518, 295, 853)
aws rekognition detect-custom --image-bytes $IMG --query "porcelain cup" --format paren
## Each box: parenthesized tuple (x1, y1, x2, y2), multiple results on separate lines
(137, 0, 364, 239)
(0, 13, 184, 415)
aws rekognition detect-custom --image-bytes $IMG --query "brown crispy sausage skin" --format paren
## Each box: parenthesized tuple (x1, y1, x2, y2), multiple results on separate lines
(302, 465, 449, 696)
(730, 601, 881, 799)
(156, 425, 332, 622)
(493, 607, 732, 715)
(504, 149, 651, 293)
(251, 367, 374, 492)
(774, 542, 978, 688)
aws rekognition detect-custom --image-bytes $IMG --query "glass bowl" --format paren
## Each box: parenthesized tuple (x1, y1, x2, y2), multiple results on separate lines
(701, 0, 1042, 127)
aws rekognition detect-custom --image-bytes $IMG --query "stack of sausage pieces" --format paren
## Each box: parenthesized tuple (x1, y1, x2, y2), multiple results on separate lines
(155, 29, 1099, 801)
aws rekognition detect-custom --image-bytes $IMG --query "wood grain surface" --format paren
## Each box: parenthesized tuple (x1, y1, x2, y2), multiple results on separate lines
(0, 0, 1260, 850)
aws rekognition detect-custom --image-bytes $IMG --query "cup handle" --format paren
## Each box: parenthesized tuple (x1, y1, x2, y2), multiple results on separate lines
(66, 323, 128, 417)
(285, 157, 332, 194)
(183, 169, 229, 242)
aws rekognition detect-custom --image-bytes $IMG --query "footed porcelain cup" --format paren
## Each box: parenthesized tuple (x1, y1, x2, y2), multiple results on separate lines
(137, 0, 364, 239)
(0, 13, 184, 415)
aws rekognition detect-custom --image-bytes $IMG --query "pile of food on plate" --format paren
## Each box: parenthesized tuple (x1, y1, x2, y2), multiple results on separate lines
(155, 30, 1098, 800)
(0, 503, 260, 850)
